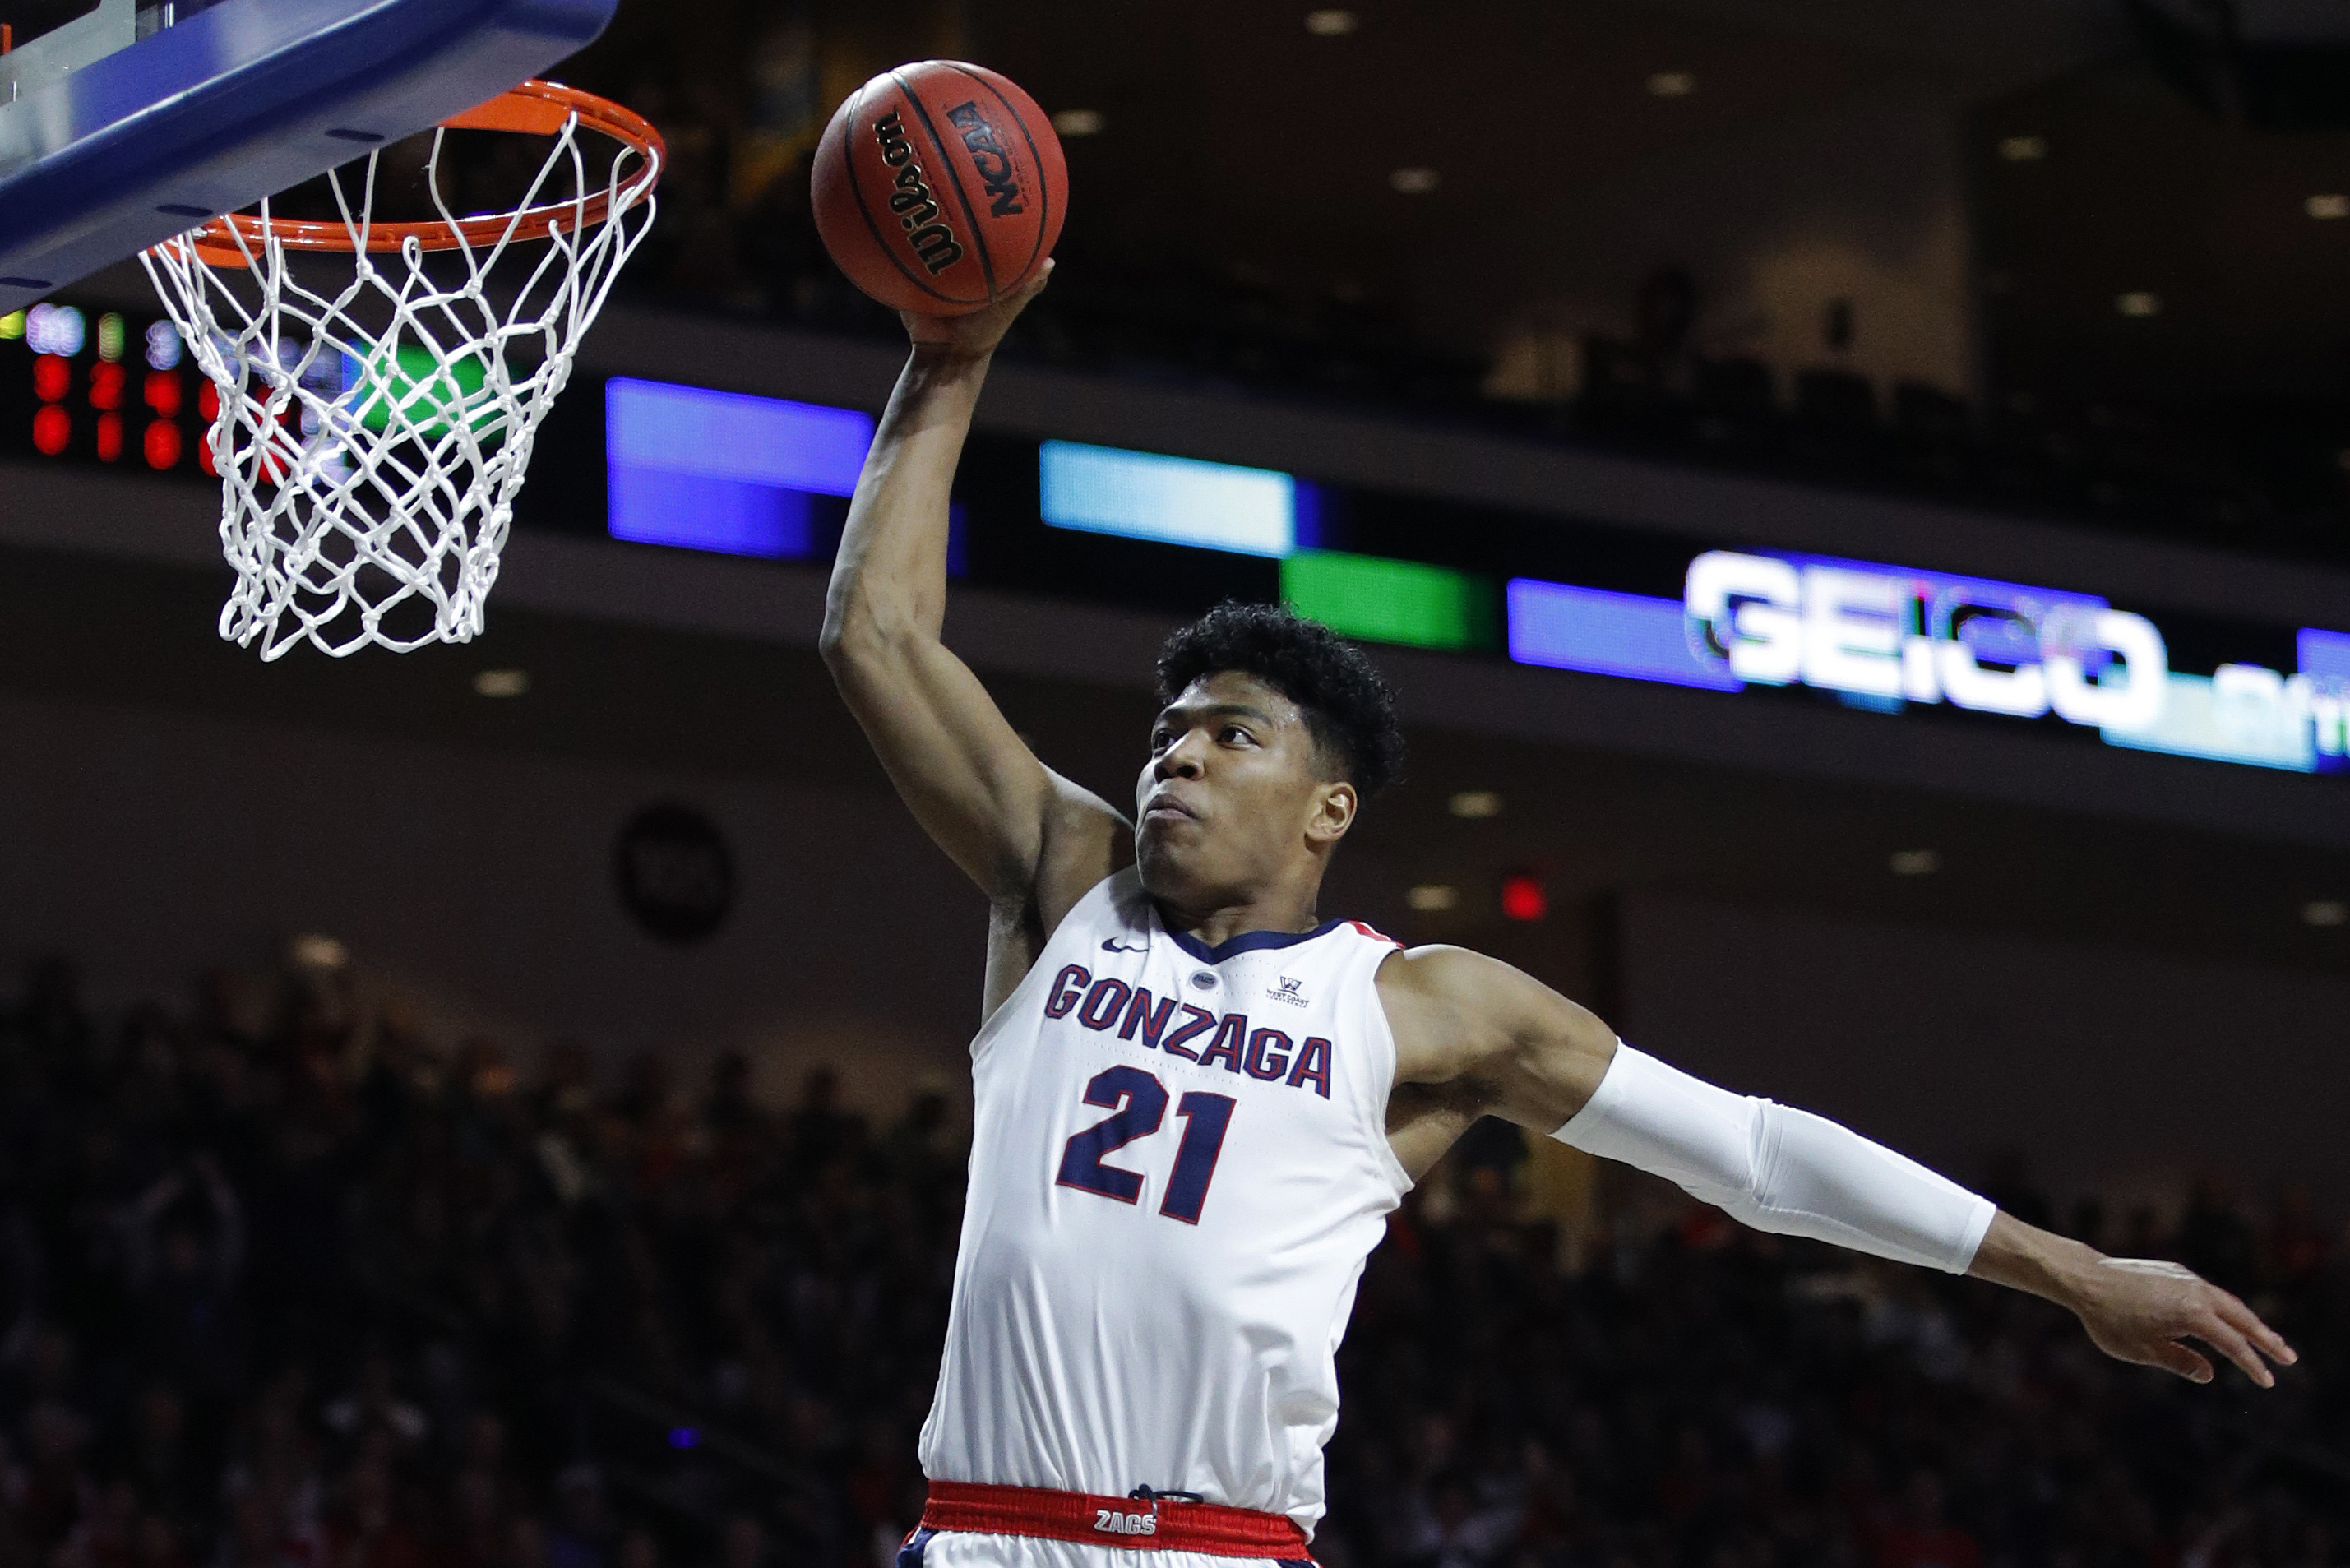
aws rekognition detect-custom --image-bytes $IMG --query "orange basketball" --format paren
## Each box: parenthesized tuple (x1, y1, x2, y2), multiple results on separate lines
(812, 61, 1067, 317)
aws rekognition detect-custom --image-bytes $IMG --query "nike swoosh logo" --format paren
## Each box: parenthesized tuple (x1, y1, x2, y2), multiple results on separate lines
(1101, 938, 1149, 953)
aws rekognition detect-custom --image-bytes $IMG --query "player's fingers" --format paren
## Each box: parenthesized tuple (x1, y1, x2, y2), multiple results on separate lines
(2192, 1313, 2275, 1388)
(2144, 1339, 2214, 1384)
(2212, 1292, 2297, 1366)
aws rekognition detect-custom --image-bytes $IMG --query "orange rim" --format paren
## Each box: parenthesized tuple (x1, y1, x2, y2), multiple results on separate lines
(185, 80, 665, 268)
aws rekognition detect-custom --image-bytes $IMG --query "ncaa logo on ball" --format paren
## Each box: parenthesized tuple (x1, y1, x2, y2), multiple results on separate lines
(945, 100, 1025, 217)
(811, 60, 1069, 317)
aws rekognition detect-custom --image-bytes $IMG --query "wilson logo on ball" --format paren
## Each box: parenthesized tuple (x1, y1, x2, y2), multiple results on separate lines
(812, 60, 1068, 317)
(872, 110, 965, 275)
(945, 101, 1025, 217)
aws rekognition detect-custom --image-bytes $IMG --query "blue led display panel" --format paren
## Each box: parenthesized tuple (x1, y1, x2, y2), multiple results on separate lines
(2300, 627, 2350, 682)
(1506, 580, 1739, 691)
(606, 378, 877, 559)
(1039, 440, 1299, 557)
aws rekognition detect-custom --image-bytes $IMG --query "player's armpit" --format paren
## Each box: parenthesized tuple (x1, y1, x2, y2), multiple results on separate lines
(1381, 1078, 1484, 1185)
(1032, 775, 1136, 931)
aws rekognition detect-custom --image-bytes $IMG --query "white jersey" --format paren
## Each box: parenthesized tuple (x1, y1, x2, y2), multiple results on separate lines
(918, 869, 1413, 1538)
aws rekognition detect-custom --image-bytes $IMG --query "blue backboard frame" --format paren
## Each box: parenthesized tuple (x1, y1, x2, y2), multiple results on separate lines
(0, 0, 619, 314)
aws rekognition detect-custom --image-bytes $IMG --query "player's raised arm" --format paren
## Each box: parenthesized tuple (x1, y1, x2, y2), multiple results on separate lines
(1378, 946, 2297, 1388)
(820, 266, 1126, 929)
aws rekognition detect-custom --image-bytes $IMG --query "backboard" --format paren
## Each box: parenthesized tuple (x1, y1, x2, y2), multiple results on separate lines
(0, 0, 619, 315)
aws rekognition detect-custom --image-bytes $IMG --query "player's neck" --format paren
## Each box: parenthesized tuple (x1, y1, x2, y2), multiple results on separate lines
(1155, 886, 1322, 952)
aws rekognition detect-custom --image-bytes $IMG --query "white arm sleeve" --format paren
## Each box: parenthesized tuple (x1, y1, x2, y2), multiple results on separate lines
(1552, 1043, 1997, 1274)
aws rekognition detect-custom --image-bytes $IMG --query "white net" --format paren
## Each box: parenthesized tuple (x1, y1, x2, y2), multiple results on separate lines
(140, 90, 659, 659)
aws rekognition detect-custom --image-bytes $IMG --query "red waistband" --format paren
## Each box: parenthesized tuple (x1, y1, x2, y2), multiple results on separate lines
(918, 1479, 1311, 1558)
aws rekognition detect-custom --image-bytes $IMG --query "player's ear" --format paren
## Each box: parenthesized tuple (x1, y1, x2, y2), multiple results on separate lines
(1306, 779, 1358, 847)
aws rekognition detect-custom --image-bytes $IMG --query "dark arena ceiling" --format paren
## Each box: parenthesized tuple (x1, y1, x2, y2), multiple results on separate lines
(983, 0, 2350, 389)
(557, 1, 2350, 557)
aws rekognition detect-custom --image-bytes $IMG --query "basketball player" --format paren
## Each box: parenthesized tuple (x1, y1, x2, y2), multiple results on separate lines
(820, 266, 2297, 1567)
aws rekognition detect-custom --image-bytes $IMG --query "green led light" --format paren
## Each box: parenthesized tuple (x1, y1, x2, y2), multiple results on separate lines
(349, 340, 493, 439)
(1280, 550, 1495, 651)
(0, 312, 22, 340)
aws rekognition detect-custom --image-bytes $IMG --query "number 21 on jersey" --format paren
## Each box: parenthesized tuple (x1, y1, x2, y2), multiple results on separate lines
(1055, 1065, 1235, 1224)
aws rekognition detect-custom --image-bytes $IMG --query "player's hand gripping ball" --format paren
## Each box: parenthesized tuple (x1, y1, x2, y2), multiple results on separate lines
(812, 61, 1067, 317)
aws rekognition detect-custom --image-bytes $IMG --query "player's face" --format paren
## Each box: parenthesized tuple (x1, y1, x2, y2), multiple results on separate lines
(1133, 672, 1353, 906)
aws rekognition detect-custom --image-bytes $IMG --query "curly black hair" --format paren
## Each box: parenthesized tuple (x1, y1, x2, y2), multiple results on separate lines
(1154, 601, 1406, 798)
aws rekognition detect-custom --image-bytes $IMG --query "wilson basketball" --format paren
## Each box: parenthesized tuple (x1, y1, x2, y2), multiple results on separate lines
(812, 61, 1067, 317)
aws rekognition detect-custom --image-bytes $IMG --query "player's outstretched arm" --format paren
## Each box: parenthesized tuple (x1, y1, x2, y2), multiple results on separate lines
(821, 266, 1125, 927)
(1379, 945, 2297, 1387)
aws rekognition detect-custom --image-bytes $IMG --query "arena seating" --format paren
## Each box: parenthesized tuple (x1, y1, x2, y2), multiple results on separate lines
(0, 955, 2339, 1568)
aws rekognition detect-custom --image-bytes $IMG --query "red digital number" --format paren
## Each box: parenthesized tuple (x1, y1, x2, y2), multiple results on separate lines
(87, 360, 125, 410)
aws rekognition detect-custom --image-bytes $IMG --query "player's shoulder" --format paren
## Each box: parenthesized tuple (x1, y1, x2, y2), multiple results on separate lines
(1337, 916, 1404, 949)
(1373, 942, 1542, 1014)
(1374, 945, 1570, 1086)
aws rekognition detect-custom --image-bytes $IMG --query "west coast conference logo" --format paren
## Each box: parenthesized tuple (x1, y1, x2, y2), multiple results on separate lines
(1681, 550, 2350, 766)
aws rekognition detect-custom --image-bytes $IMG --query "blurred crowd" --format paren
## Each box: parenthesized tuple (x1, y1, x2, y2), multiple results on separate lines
(0, 952, 2343, 1568)
(1325, 1159, 2348, 1568)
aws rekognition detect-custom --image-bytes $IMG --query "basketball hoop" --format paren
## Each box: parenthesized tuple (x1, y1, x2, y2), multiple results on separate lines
(140, 81, 664, 659)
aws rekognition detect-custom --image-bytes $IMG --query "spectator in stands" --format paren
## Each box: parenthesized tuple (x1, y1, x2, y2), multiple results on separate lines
(122, 1158, 246, 1404)
(0, 951, 2339, 1568)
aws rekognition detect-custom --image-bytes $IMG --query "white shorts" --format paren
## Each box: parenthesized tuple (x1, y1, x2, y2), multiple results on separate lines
(901, 1530, 1316, 1568)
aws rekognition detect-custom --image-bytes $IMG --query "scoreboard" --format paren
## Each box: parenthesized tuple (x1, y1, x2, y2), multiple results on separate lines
(5, 297, 2348, 782)
(1, 302, 210, 476)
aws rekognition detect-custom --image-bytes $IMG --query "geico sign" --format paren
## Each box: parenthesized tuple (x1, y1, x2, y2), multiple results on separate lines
(1684, 551, 2169, 731)
(2213, 662, 2350, 757)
